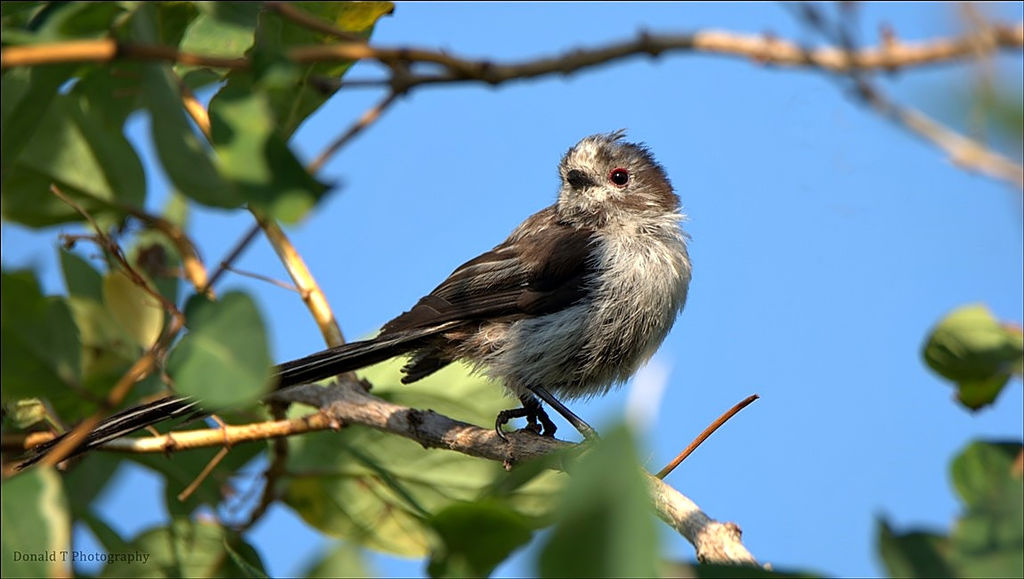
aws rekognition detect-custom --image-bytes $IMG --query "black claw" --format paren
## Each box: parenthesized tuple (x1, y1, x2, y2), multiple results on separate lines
(495, 394, 555, 440)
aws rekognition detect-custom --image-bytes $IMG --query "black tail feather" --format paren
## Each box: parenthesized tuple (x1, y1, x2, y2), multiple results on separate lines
(16, 396, 204, 469)
(17, 325, 454, 469)
(275, 325, 451, 388)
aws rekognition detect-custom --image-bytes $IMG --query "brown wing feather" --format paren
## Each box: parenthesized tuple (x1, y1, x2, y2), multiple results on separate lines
(381, 207, 596, 335)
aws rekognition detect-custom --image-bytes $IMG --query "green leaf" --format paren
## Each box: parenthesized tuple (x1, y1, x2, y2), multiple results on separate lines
(7, 398, 48, 429)
(141, 63, 243, 209)
(244, 2, 394, 137)
(79, 510, 131, 556)
(537, 424, 658, 578)
(64, 296, 146, 415)
(101, 518, 266, 578)
(300, 542, 373, 578)
(208, 75, 329, 222)
(177, 2, 260, 81)
(60, 249, 105, 303)
(283, 358, 564, 556)
(102, 270, 165, 349)
(0, 270, 81, 401)
(1, 65, 75, 170)
(1, 92, 146, 227)
(427, 500, 533, 578)
(1, 467, 71, 578)
(923, 305, 1023, 410)
(64, 453, 124, 518)
(948, 441, 1024, 578)
(19, 2, 125, 41)
(166, 292, 271, 409)
(876, 518, 956, 578)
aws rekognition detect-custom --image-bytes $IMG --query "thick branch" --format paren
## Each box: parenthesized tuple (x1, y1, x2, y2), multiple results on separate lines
(7, 381, 757, 565)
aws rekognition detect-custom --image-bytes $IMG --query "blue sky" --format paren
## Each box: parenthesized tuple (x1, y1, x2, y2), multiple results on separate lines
(3, 2, 1023, 577)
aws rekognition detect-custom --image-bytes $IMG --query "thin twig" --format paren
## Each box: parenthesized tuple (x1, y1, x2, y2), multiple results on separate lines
(202, 224, 263, 294)
(655, 394, 759, 480)
(308, 90, 401, 173)
(177, 446, 230, 502)
(220, 265, 300, 293)
(240, 402, 290, 531)
(791, 5, 1024, 189)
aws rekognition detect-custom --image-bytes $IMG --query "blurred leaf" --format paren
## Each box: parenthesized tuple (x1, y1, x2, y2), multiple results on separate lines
(427, 500, 533, 578)
(923, 304, 1023, 410)
(300, 542, 373, 578)
(878, 441, 1024, 578)
(18, 1, 125, 42)
(0, 467, 71, 578)
(141, 62, 242, 209)
(7, 398, 48, 429)
(537, 424, 658, 578)
(64, 296, 145, 415)
(1, 91, 146, 227)
(208, 75, 329, 222)
(64, 453, 124, 518)
(0, 270, 81, 401)
(177, 2, 260, 82)
(73, 61, 148, 131)
(0, 64, 74, 170)
(949, 441, 1024, 577)
(243, 1, 394, 137)
(127, 192, 191, 307)
(283, 358, 563, 556)
(166, 293, 271, 409)
(877, 518, 956, 578)
(60, 249, 105, 303)
(79, 510, 131, 556)
(223, 539, 269, 579)
(102, 270, 165, 349)
(102, 518, 266, 578)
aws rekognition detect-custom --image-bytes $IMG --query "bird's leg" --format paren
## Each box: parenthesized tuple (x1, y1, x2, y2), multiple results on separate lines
(495, 394, 557, 440)
(526, 385, 599, 440)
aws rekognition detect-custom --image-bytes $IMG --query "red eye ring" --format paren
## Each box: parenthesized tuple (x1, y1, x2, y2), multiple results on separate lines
(609, 168, 629, 187)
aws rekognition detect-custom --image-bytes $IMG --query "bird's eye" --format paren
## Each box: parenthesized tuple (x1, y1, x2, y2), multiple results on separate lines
(609, 168, 629, 186)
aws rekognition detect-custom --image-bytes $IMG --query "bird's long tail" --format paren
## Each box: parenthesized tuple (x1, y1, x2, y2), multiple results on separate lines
(16, 326, 447, 469)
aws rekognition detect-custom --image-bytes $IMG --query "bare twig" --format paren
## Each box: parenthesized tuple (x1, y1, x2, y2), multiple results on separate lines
(202, 224, 263, 294)
(790, 5, 1023, 189)
(177, 446, 230, 502)
(656, 394, 759, 480)
(219, 265, 299, 293)
(308, 90, 401, 173)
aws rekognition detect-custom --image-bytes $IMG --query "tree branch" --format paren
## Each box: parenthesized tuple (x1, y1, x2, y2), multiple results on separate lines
(6, 380, 758, 565)
(3, 24, 1020, 78)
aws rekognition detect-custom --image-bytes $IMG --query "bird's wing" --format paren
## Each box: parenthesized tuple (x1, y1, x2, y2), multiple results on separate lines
(381, 207, 597, 334)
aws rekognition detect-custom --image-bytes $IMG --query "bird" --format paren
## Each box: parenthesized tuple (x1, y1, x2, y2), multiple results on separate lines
(18, 131, 691, 468)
